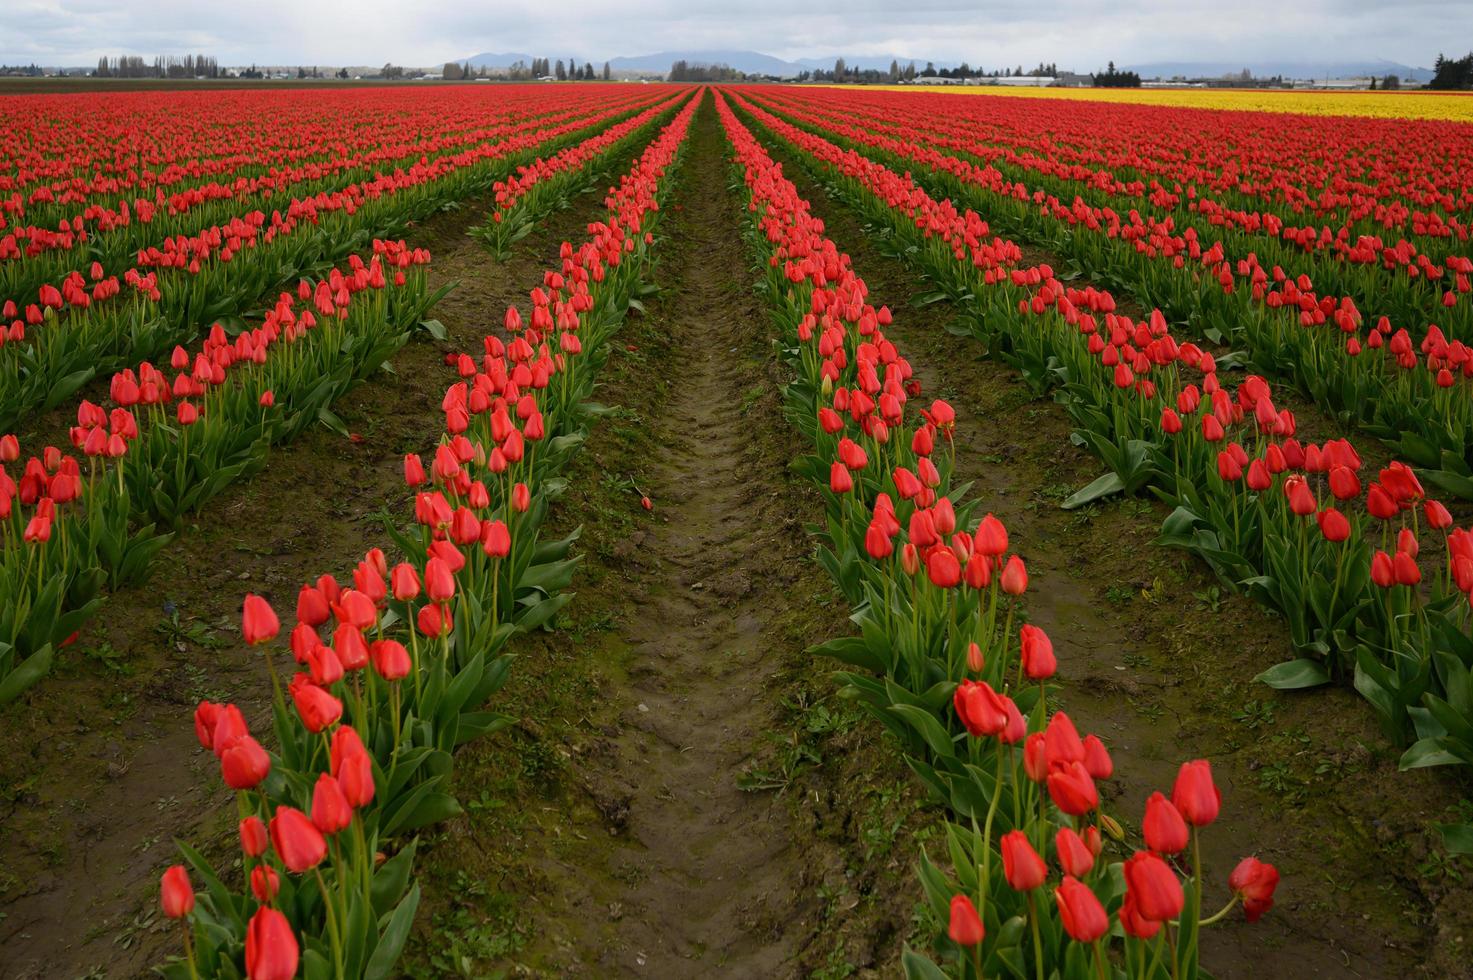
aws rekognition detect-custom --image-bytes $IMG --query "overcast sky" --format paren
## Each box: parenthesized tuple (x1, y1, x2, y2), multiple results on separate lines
(1, 0, 1465, 68)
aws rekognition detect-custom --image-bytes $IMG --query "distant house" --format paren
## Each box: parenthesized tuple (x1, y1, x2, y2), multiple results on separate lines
(912, 75, 967, 85)
(992, 75, 1057, 87)
(1054, 72, 1093, 87)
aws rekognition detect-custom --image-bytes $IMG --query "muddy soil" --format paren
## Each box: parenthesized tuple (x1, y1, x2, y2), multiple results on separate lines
(0, 154, 630, 978)
(763, 131, 1473, 978)
(404, 92, 930, 979)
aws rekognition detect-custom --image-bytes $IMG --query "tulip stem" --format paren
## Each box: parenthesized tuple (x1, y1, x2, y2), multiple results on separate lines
(313, 867, 345, 978)
(181, 921, 199, 980)
(978, 742, 1006, 912)
(1092, 938, 1108, 980)
(1026, 891, 1045, 980)
(1198, 894, 1240, 927)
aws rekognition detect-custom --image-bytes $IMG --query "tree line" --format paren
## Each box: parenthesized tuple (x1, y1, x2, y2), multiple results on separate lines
(94, 54, 220, 78)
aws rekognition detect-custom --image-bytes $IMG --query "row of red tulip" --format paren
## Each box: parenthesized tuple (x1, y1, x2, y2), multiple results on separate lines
(725, 93, 1473, 781)
(717, 88, 1277, 980)
(0, 241, 437, 708)
(742, 89, 1473, 495)
(772, 88, 1473, 252)
(0, 87, 660, 297)
(153, 92, 698, 979)
(469, 91, 687, 258)
(0, 90, 668, 433)
(765, 88, 1473, 295)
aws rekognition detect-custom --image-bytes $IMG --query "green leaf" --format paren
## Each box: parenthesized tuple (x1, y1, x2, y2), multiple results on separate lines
(1061, 471, 1125, 510)
(1398, 738, 1465, 770)
(365, 882, 421, 980)
(888, 703, 957, 759)
(0, 644, 53, 704)
(1436, 822, 1473, 856)
(1254, 658, 1332, 690)
(418, 318, 448, 341)
(317, 406, 350, 438)
(900, 947, 950, 980)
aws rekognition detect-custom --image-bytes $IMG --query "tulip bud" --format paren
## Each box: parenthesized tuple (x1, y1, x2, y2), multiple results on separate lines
(241, 594, 280, 646)
(1171, 759, 1221, 827)
(1123, 851, 1185, 922)
(160, 865, 194, 919)
(1054, 828, 1095, 877)
(948, 894, 984, 946)
(1000, 555, 1028, 595)
(245, 906, 300, 980)
(1142, 791, 1189, 854)
(1055, 876, 1109, 943)
(250, 864, 281, 903)
(269, 805, 327, 873)
(1001, 830, 1048, 891)
(1019, 623, 1055, 680)
(240, 816, 269, 857)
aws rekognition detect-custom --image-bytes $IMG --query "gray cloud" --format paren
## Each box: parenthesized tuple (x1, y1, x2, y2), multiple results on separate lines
(0, 0, 1465, 68)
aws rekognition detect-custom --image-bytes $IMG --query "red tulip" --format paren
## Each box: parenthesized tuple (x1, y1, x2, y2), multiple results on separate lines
(1047, 760, 1099, 815)
(245, 906, 299, 980)
(975, 514, 1008, 555)
(250, 864, 281, 903)
(1043, 711, 1085, 767)
(1000, 555, 1028, 595)
(1142, 792, 1189, 854)
(1023, 732, 1048, 783)
(1123, 851, 1184, 922)
(160, 865, 194, 919)
(1328, 465, 1360, 501)
(391, 563, 421, 601)
(333, 731, 376, 808)
(948, 894, 984, 946)
(1119, 892, 1162, 939)
(296, 585, 330, 627)
(1171, 760, 1220, 827)
(1371, 549, 1395, 587)
(1019, 623, 1055, 680)
(1054, 828, 1095, 877)
(241, 594, 280, 646)
(424, 556, 456, 603)
(1229, 856, 1280, 922)
(511, 482, 531, 512)
(865, 521, 893, 560)
(1393, 550, 1421, 586)
(269, 806, 327, 873)
(1001, 830, 1048, 890)
(291, 682, 342, 733)
(403, 453, 426, 487)
(954, 680, 1009, 737)
(1425, 500, 1454, 530)
(221, 735, 271, 790)
(1317, 508, 1350, 543)
(371, 639, 412, 681)
(481, 519, 511, 558)
(240, 816, 269, 857)
(926, 547, 961, 588)
(311, 772, 353, 835)
(1055, 876, 1108, 943)
(1366, 484, 1399, 520)
(1082, 734, 1112, 780)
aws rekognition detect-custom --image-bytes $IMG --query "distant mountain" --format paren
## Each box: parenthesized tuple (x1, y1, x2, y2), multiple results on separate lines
(1124, 58, 1434, 81)
(461, 51, 538, 68)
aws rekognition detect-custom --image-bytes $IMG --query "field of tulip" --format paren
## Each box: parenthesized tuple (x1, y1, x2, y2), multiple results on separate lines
(2, 81, 1472, 980)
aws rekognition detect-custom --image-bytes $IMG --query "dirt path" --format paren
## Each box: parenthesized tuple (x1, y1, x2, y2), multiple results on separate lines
(761, 134, 1473, 978)
(403, 94, 929, 979)
(0, 162, 629, 979)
